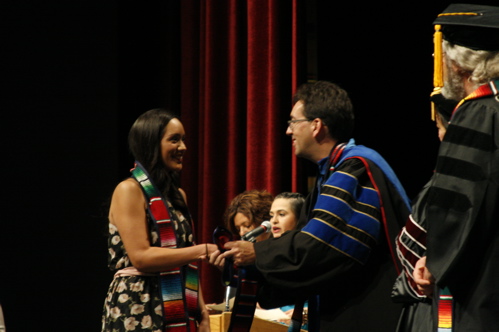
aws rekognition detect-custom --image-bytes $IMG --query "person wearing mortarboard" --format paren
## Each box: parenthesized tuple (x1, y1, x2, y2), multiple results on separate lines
(412, 3, 499, 332)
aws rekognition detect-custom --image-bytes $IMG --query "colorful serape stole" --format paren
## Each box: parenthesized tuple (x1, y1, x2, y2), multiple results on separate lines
(453, 79, 499, 117)
(227, 265, 259, 332)
(437, 287, 453, 331)
(131, 162, 199, 332)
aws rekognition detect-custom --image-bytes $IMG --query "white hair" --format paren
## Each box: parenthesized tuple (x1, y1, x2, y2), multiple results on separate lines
(443, 40, 499, 85)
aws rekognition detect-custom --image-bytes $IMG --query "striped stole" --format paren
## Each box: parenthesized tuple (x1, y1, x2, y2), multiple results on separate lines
(287, 300, 305, 332)
(214, 225, 259, 331)
(453, 79, 499, 115)
(131, 162, 199, 332)
(227, 266, 259, 332)
(437, 287, 452, 331)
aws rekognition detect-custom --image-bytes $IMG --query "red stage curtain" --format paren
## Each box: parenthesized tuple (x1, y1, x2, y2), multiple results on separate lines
(180, 0, 306, 303)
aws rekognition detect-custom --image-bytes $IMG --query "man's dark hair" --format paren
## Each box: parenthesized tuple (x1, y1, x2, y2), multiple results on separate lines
(292, 81, 354, 143)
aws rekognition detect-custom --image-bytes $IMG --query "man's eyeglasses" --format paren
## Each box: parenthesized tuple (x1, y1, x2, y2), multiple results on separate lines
(287, 118, 311, 130)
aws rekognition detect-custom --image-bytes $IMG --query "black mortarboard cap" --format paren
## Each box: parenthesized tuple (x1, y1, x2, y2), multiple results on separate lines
(433, 3, 499, 51)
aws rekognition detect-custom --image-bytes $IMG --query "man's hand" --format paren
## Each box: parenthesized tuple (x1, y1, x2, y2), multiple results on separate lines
(413, 256, 435, 298)
(208, 249, 225, 270)
(220, 241, 256, 266)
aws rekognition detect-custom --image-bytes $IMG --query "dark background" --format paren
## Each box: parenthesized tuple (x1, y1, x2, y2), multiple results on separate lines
(1, 1, 495, 331)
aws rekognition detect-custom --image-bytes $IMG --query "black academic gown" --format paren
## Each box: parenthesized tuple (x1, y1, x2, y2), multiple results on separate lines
(426, 83, 499, 331)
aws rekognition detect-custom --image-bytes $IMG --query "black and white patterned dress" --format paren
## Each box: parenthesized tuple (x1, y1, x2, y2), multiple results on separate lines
(101, 202, 194, 332)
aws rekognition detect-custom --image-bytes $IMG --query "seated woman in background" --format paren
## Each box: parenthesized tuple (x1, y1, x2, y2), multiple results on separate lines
(210, 191, 308, 329)
(269, 192, 305, 238)
(268, 192, 307, 330)
(208, 189, 273, 311)
(223, 189, 274, 241)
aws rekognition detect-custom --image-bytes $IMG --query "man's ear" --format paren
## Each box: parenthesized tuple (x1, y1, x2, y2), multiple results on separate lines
(311, 118, 324, 138)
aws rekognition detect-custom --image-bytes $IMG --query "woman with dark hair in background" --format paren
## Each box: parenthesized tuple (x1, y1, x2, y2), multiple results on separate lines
(102, 108, 217, 332)
(269, 192, 305, 238)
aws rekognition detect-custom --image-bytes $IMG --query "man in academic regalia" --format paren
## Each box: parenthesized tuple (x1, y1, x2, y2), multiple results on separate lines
(218, 81, 411, 331)
(413, 4, 499, 332)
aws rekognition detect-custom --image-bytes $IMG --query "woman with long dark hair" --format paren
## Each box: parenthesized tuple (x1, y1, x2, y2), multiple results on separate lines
(102, 108, 217, 331)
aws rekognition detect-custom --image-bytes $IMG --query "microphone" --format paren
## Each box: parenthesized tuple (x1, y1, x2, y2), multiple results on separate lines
(240, 221, 271, 243)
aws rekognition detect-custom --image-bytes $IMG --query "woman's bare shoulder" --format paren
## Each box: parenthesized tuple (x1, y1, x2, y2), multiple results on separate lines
(111, 178, 145, 207)
(109, 178, 146, 223)
(114, 178, 141, 194)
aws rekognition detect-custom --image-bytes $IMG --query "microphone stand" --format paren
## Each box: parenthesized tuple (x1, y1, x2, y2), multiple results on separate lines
(224, 286, 232, 312)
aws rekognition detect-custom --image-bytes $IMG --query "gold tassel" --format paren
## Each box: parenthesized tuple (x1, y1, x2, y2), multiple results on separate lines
(431, 24, 443, 121)
(430, 88, 441, 121)
(433, 24, 443, 88)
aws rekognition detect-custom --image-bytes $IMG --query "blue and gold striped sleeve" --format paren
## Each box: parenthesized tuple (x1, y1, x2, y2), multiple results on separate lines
(302, 158, 381, 265)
